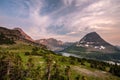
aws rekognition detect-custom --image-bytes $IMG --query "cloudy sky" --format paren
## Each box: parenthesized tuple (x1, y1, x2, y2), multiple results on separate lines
(0, 0, 120, 45)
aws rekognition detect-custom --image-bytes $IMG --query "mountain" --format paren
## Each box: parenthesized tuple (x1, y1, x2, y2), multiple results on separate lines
(116, 46, 120, 50)
(77, 32, 118, 53)
(13, 28, 34, 42)
(1, 35, 120, 80)
(35, 38, 73, 51)
(63, 32, 119, 53)
(0, 26, 43, 46)
(62, 32, 120, 61)
(0, 27, 33, 41)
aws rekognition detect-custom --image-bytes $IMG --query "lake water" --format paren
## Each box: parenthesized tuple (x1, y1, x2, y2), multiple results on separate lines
(60, 52, 82, 58)
(60, 52, 120, 65)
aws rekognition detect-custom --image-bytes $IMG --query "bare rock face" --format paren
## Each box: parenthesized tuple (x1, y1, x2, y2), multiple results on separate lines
(13, 28, 34, 42)
(35, 38, 63, 51)
(79, 32, 111, 46)
(63, 32, 118, 53)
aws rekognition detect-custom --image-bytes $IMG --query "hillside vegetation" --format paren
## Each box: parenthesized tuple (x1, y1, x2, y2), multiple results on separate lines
(0, 42, 120, 80)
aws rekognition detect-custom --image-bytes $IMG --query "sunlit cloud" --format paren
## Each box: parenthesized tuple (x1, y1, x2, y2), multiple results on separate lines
(0, 0, 120, 45)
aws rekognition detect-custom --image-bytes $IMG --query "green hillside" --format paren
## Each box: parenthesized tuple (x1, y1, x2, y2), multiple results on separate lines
(0, 42, 120, 80)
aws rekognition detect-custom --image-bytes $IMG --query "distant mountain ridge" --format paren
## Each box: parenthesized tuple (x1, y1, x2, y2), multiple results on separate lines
(0, 26, 119, 53)
(0, 26, 120, 61)
(116, 46, 120, 50)
(35, 38, 73, 51)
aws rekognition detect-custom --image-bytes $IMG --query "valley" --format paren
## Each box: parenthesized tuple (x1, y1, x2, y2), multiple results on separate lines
(0, 0, 120, 80)
(0, 26, 120, 80)
(0, 42, 120, 80)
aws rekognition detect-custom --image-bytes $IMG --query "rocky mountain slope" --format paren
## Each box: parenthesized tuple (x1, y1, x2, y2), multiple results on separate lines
(0, 27, 43, 47)
(63, 32, 119, 53)
(116, 46, 120, 50)
(77, 32, 117, 53)
(35, 38, 73, 51)
(13, 28, 34, 42)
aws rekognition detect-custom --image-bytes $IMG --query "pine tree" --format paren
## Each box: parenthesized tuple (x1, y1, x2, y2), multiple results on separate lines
(45, 54, 53, 80)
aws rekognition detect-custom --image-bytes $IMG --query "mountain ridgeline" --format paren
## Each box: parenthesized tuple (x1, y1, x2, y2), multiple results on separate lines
(0, 26, 120, 61)
(77, 32, 118, 53)
(35, 38, 73, 52)
(0, 26, 120, 80)
(0, 27, 45, 47)
(13, 28, 34, 42)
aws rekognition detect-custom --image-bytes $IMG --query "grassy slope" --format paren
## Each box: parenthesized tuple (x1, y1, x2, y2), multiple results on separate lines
(0, 42, 120, 80)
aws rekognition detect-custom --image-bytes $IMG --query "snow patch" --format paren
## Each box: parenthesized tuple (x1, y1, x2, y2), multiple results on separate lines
(94, 46, 106, 50)
(85, 44, 89, 47)
(94, 46, 99, 49)
(100, 46, 106, 49)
